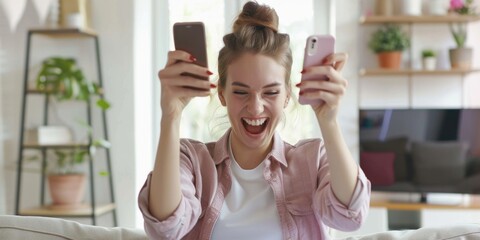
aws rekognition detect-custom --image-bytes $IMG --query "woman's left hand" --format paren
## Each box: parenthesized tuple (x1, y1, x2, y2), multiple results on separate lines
(297, 53, 348, 122)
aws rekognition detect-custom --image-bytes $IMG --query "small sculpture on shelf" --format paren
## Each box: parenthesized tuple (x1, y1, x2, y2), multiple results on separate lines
(368, 25, 410, 69)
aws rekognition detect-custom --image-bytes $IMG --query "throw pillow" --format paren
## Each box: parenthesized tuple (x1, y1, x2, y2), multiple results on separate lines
(412, 141, 469, 186)
(360, 151, 396, 186)
(361, 137, 410, 181)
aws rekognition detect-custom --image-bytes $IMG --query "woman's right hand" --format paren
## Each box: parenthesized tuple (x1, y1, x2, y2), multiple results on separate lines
(158, 50, 215, 119)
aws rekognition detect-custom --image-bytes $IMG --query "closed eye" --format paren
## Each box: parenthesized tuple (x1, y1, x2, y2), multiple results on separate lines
(233, 91, 247, 95)
(265, 91, 279, 96)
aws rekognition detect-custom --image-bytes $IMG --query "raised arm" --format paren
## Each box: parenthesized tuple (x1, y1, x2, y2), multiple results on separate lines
(149, 50, 214, 220)
(297, 53, 359, 205)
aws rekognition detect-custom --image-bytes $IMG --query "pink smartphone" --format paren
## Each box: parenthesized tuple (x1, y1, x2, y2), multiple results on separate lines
(298, 35, 335, 105)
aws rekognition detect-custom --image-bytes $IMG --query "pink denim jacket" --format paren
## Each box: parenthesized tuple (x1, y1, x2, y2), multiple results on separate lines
(138, 129, 371, 240)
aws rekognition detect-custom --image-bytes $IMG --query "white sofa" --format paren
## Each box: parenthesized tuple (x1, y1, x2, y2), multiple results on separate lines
(0, 215, 148, 240)
(1, 214, 479, 239)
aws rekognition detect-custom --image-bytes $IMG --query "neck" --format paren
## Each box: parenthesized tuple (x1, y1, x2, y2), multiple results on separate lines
(229, 133, 273, 170)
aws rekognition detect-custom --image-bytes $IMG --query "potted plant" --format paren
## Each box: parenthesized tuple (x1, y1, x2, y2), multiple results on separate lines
(448, 0, 476, 69)
(422, 49, 437, 71)
(35, 57, 111, 209)
(369, 25, 410, 69)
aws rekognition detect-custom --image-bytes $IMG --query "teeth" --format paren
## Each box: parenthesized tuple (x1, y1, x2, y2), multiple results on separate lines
(243, 118, 267, 126)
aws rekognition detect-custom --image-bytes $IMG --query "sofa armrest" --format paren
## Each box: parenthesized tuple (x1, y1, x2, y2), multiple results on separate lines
(0, 215, 147, 240)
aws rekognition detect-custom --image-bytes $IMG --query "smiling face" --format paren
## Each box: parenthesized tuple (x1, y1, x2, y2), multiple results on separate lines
(219, 52, 289, 156)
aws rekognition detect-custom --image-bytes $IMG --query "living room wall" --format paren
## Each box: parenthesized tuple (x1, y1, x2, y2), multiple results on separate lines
(0, 36, 5, 214)
(0, 0, 137, 227)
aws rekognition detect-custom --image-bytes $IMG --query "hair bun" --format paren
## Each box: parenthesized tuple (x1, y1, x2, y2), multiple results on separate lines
(233, 1, 279, 34)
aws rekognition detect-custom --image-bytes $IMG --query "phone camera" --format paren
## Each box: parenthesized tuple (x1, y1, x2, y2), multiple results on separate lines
(312, 39, 317, 43)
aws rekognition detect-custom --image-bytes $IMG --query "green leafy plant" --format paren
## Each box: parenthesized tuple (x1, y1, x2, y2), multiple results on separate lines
(36, 57, 110, 110)
(35, 57, 111, 175)
(368, 25, 410, 53)
(422, 49, 436, 58)
(50, 141, 110, 175)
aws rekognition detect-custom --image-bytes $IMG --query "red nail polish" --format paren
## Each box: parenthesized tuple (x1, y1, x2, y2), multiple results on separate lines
(299, 91, 304, 95)
(300, 69, 306, 74)
(189, 55, 197, 62)
(206, 70, 213, 75)
(295, 83, 301, 87)
(210, 83, 217, 88)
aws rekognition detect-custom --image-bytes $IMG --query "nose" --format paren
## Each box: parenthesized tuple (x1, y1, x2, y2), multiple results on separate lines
(247, 94, 264, 115)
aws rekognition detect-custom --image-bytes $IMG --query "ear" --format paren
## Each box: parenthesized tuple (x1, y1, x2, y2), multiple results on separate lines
(218, 88, 227, 106)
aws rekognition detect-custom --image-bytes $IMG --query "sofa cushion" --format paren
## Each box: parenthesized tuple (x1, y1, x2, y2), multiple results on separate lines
(343, 223, 480, 240)
(0, 215, 147, 240)
(412, 141, 469, 186)
(360, 152, 395, 186)
(361, 137, 410, 181)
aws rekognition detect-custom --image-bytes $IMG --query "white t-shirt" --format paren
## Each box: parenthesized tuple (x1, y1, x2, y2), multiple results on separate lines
(211, 140, 282, 240)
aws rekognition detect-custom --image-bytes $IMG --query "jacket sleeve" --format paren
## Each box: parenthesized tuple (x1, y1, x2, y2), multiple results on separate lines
(137, 142, 202, 239)
(312, 141, 371, 232)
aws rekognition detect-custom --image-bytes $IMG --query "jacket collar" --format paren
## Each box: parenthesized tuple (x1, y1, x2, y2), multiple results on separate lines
(213, 128, 288, 167)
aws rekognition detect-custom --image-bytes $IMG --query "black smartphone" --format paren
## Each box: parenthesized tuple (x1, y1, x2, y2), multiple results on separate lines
(173, 22, 208, 80)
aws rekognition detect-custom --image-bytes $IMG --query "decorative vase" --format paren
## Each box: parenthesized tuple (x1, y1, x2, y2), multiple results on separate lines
(429, 0, 448, 15)
(378, 51, 402, 69)
(449, 47, 473, 69)
(422, 57, 437, 71)
(48, 174, 86, 209)
(402, 0, 422, 16)
(375, 0, 393, 16)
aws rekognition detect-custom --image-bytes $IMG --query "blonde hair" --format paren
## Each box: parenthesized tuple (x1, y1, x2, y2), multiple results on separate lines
(217, 1, 293, 93)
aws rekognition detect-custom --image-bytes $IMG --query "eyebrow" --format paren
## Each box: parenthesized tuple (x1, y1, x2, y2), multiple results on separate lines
(231, 81, 281, 89)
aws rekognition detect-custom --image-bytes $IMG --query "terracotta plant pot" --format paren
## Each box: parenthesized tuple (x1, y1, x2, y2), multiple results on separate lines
(449, 47, 473, 70)
(377, 51, 402, 69)
(48, 174, 86, 209)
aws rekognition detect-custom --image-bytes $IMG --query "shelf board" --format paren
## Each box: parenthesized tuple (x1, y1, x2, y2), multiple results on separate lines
(19, 203, 115, 217)
(26, 88, 104, 95)
(360, 15, 480, 24)
(23, 142, 90, 149)
(359, 68, 480, 76)
(29, 28, 97, 38)
(371, 200, 480, 210)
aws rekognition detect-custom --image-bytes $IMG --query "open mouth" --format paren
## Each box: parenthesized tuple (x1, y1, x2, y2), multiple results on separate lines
(242, 117, 269, 135)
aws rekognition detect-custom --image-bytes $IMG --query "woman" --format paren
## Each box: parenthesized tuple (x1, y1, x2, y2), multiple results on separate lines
(138, 2, 370, 239)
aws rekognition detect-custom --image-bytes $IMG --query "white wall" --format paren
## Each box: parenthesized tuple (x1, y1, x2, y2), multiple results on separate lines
(0, 34, 5, 215)
(1, 0, 137, 227)
(335, 0, 361, 162)
(89, 0, 136, 228)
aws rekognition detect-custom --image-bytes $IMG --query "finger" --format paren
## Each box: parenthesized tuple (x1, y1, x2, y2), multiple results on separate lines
(172, 86, 212, 98)
(298, 80, 345, 95)
(302, 66, 348, 86)
(323, 53, 348, 72)
(300, 90, 339, 107)
(160, 62, 213, 80)
(165, 50, 196, 67)
(163, 75, 215, 90)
